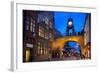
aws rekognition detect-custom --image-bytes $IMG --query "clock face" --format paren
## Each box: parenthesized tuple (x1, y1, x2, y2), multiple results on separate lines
(68, 21, 72, 26)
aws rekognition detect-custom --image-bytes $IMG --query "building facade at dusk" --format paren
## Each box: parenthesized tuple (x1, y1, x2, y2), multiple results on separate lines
(83, 13, 91, 59)
(23, 10, 54, 62)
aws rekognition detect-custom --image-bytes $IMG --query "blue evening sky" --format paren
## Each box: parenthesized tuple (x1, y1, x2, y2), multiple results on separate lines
(54, 12, 87, 36)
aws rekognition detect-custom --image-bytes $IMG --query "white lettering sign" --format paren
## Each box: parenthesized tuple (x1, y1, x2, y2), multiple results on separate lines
(26, 43, 33, 48)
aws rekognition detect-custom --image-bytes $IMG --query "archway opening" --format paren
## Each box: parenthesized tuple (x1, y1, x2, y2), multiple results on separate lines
(63, 41, 81, 60)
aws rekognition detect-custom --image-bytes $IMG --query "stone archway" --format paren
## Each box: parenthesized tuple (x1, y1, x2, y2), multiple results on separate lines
(63, 41, 82, 59)
(50, 35, 84, 59)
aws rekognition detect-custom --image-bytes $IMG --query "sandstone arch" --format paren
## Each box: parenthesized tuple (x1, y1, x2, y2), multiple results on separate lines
(50, 36, 84, 56)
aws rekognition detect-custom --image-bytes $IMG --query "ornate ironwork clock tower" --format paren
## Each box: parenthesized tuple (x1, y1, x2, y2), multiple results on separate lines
(66, 17, 75, 36)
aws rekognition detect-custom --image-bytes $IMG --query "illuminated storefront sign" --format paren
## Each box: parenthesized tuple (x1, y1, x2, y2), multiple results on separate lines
(26, 43, 33, 48)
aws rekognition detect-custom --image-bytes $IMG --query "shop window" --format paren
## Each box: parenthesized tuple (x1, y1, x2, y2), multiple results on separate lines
(25, 48, 30, 62)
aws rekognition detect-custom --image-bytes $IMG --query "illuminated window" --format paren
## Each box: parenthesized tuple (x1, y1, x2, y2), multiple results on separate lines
(49, 21, 53, 28)
(32, 20, 35, 32)
(49, 33, 52, 39)
(33, 24, 35, 32)
(45, 32, 49, 39)
(40, 49, 43, 55)
(38, 42, 41, 49)
(25, 16, 30, 30)
(38, 13, 43, 23)
(30, 18, 35, 32)
(30, 22, 32, 31)
(29, 18, 36, 36)
(38, 42, 40, 55)
(43, 44, 48, 55)
(45, 50, 48, 54)
(45, 17, 49, 24)
(38, 42, 45, 55)
(39, 26, 44, 37)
